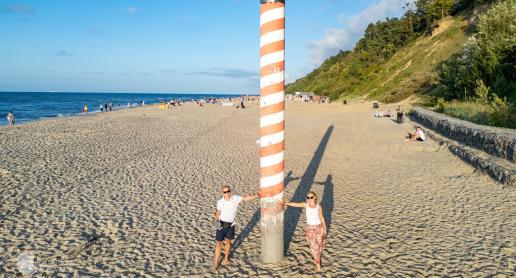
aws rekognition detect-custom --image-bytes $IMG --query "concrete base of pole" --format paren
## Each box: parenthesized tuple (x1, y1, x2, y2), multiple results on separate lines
(261, 224, 284, 263)
(260, 198, 285, 263)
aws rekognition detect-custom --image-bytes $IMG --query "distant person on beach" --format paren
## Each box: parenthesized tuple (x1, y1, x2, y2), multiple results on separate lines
(284, 191, 327, 272)
(396, 106, 405, 123)
(212, 186, 258, 271)
(240, 97, 245, 109)
(7, 111, 15, 126)
(409, 126, 426, 142)
(385, 110, 391, 117)
(82, 104, 88, 113)
(100, 104, 104, 112)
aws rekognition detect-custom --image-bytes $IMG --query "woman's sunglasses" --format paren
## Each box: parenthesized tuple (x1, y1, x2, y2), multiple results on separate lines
(223, 190, 231, 194)
(307, 196, 314, 199)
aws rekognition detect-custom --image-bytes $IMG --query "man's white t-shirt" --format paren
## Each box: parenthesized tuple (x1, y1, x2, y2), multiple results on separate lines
(217, 195, 243, 225)
(417, 129, 426, 141)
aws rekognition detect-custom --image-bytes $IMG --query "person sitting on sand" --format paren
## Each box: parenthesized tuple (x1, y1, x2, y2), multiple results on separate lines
(374, 109, 384, 117)
(7, 111, 15, 126)
(284, 191, 327, 272)
(212, 186, 258, 271)
(409, 126, 426, 142)
(384, 110, 391, 117)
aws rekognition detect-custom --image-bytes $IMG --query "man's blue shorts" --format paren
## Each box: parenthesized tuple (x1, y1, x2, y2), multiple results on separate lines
(216, 225, 236, 241)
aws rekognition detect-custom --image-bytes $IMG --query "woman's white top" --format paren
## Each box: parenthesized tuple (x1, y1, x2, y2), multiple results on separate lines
(306, 203, 322, 225)
(416, 129, 426, 141)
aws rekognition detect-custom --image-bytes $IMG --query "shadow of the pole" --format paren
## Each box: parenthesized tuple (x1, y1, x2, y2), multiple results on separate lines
(231, 125, 334, 255)
(284, 125, 334, 252)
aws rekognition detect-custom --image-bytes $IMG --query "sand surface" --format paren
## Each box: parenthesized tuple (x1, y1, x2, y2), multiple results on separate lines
(0, 101, 514, 277)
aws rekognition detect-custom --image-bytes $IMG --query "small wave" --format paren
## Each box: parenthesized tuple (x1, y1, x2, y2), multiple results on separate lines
(38, 113, 72, 120)
(38, 115, 57, 119)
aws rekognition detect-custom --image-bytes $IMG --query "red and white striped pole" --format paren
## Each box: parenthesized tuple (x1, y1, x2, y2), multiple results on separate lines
(259, 0, 285, 263)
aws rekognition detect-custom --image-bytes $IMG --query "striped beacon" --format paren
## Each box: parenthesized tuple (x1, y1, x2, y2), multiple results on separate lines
(259, 0, 285, 263)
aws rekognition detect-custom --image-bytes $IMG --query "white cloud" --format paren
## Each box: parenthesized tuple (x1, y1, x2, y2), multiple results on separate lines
(127, 7, 138, 15)
(306, 0, 414, 65)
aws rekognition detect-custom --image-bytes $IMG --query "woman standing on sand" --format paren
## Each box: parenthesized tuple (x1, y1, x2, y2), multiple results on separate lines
(284, 191, 327, 272)
(7, 111, 14, 126)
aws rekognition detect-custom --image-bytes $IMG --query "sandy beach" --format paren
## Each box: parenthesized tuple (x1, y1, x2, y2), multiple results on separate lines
(0, 101, 514, 277)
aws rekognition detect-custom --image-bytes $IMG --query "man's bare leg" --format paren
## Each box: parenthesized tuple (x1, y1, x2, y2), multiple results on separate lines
(212, 241, 222, 271)
(224, 239, 231, 265)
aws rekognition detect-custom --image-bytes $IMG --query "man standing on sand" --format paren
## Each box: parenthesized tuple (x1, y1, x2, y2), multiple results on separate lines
(212, 185, 258, 271)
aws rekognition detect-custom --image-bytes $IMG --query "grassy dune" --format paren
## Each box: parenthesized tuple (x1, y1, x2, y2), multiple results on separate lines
(286, 15, 471, 104)
(364, 17, 469, 103)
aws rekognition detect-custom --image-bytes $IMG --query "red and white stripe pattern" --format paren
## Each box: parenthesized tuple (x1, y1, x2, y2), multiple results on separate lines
(259, 0, 285, 221)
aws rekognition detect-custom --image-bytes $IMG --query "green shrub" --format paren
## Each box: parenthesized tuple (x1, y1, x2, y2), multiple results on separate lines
(438, 0, 516, 101)
(443, 100, 493, 125)
(441, 98, 516, 128)
(489, 95, 515, 127)
(474, 79, 489, 104)
(436, 97, 447, 112)
(438, 37, 482, 99)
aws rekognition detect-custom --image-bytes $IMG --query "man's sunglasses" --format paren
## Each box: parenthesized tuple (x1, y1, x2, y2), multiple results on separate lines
(223, 190, 231, 194)
(307, 196, 314, 199)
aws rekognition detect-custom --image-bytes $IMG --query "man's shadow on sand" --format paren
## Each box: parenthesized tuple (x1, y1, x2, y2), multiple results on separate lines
(232, 125, 334, 255)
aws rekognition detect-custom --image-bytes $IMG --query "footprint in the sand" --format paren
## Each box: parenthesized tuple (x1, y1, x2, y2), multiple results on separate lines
(0, 167, 10, 176)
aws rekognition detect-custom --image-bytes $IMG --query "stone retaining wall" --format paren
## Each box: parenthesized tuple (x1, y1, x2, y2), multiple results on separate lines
(410, 107, 516, 163)
(423, 129, 515, 186)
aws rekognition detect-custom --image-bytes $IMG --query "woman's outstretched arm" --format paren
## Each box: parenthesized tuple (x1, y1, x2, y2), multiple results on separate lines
(283, 200, 306, 208)
(242, 194, 259, 201)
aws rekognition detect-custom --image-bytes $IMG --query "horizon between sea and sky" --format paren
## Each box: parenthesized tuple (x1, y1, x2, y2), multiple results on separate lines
(0, 0, 412, 94)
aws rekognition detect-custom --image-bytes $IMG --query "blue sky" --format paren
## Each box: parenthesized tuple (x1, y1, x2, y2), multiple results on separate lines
(0, 0, 411, 94)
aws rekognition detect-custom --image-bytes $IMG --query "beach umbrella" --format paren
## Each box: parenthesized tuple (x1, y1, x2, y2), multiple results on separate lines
(259, 0, 285, 264)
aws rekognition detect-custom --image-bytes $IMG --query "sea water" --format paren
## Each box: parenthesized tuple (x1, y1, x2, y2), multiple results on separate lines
(0, 92, 240, 125)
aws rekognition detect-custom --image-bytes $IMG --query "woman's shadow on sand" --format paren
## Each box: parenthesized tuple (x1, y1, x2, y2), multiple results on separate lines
(232, 125, 334, 255)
